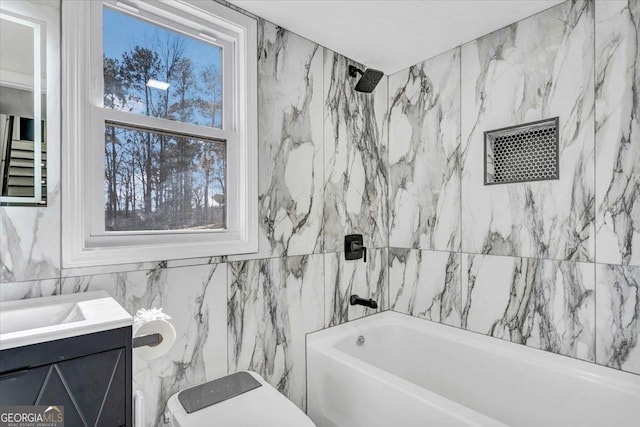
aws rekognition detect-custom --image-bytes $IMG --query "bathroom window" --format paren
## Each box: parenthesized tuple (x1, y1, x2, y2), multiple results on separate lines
(62, 0, 258, 267)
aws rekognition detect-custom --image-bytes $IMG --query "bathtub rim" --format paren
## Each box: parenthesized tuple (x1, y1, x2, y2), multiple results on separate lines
(307, 310, 640, 397)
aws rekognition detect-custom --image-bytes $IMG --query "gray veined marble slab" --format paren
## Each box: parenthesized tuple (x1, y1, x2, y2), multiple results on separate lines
(596, 263, 640, 375)
(230, 21, 324, 261)
(460, 0, 595, 262)
(595, 0, 640, 266)
(227, 254, 324, 410)
(0, 278, 59, 302)
(389, 248, 461, 327)
(388, 48, 461, 252)
(61, 263, 228, 427)
(1, 188, 61, 283)
(325, 248, 388, 327)
(323, 50, 388, 253)
(462, 254, 595, 362)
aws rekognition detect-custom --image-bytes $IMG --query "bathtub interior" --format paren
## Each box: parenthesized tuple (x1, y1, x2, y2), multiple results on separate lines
(307, 342, 508, 427)
(310, 312, 640, 427)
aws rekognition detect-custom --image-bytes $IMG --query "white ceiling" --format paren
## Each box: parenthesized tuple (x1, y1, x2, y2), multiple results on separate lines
(229, 0, 563, 75)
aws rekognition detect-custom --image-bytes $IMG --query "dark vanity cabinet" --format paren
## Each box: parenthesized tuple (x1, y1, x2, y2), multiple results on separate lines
(0, 327, 132, 427)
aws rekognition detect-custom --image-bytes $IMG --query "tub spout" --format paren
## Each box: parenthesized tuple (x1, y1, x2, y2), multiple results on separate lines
(350, 294, 378, 309)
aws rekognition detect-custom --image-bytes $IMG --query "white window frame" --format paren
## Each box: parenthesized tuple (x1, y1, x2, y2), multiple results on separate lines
(62, 0, 257, 267)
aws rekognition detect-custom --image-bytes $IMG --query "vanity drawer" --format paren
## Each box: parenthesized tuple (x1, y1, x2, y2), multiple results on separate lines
(0, 326, 132, 427)
(0, 327, 131, 373)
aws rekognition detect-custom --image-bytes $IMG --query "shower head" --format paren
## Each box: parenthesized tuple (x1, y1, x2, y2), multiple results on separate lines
(348, 65, 384, 93)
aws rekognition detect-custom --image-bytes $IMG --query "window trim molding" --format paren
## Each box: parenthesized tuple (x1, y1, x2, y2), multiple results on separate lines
(61, 0, 257, 268)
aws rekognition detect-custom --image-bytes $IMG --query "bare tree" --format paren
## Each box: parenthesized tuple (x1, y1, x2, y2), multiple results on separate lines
(103, 35, 226, 231)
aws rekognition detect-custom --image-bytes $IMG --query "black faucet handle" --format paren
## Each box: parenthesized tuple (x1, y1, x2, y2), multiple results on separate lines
(345, 234, 367, 263)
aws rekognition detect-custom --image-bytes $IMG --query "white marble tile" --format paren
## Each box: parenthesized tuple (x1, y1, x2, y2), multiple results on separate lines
(389, 248, 461, 326)
(388, 48, 461, 251)
(0, 279, 59, 302)
(1, 188, 61, 283)
(61, 263, 228, 427)
(228, 254, 324, 410)
(595, 0, 640, 266)
(460, 0, 595, 262)
(230, 21, 324, 261)
(462, 254, 595, 361)
(325, 248, 388, 326)
(323, 50, 388, 252)
(595, 263, 640, 375)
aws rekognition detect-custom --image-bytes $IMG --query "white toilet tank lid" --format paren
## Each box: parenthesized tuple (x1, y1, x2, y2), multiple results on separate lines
(166, 371, 316, 427)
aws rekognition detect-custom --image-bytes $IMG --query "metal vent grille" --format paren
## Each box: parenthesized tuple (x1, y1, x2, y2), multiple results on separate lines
(484, 117, 559, 185)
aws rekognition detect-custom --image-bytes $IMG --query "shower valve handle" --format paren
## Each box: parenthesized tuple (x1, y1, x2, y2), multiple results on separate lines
(344, 234, 367, 263)
(350, 241, 367, 262)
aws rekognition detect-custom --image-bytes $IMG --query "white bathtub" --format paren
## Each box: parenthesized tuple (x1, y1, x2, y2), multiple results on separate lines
(306, 311, 640, 427)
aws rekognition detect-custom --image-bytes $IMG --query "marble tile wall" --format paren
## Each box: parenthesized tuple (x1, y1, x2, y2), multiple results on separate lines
(229, 20, 324, 261)
(591, 0, 640, 375)
(389, 248, 461, 327)
(595, 0, 640, 266)
(0, 195, 61, 283)
(595, 263, 640, 374)
(325, 248, 388, 326)
(323, 51, 389, 252)
(0, 278, 59, 302)
(460, 0, 595, 263)
(388, 0, 639, 376)
(228, 255, 324, 409)
(461, 254, 595, 361)
(388, 48, 461, 252)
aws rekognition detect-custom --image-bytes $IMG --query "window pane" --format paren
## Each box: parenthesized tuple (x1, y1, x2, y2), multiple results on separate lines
(103, 7, 222, 128)
(104, 124, 226, 231)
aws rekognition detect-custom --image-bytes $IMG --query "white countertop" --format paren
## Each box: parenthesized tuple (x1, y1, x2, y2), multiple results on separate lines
(0, 291, 133, 350)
